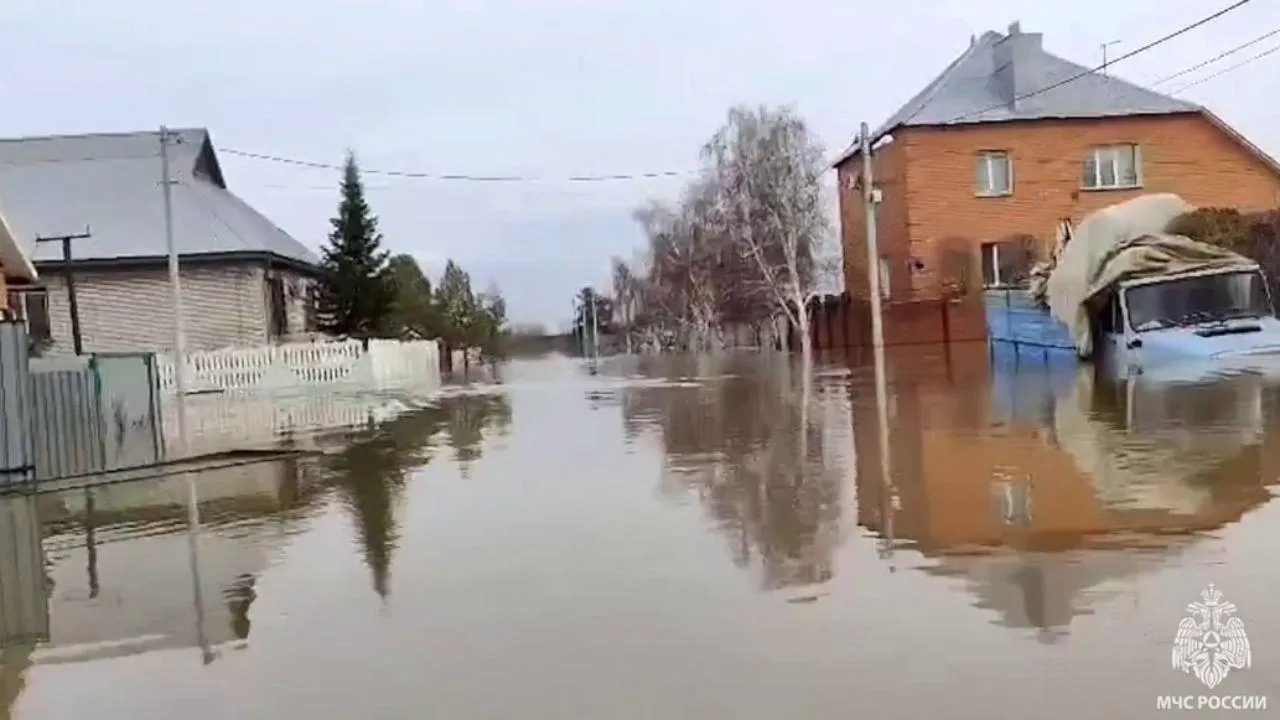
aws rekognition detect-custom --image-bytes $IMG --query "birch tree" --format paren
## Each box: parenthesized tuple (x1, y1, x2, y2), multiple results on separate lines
(702, 105, 832, 371)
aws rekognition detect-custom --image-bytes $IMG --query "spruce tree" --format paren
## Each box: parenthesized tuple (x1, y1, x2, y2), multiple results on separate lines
(315, 151, 395, 338)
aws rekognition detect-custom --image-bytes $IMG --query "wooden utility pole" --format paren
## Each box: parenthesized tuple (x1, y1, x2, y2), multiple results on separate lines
(34, 228, 91, 355)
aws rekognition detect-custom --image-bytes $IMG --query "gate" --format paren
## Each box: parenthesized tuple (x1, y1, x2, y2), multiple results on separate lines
(0, 321, 35, 489)
(0, 320, 164, 488)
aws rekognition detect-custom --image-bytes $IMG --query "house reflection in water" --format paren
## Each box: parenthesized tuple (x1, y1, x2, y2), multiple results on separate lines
(31, 454, 327, 667)
(0, 491, 49, 717)
(853, 342, 1278, 641)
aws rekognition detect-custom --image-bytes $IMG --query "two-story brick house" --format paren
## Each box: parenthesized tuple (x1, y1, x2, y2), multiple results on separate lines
(834, 22, 1280, 344)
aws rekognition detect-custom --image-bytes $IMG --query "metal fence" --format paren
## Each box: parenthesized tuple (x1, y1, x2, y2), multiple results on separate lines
(0, 320, 164, 488)
(0, 322, 35, 489)
(984, 286, 1076, 349)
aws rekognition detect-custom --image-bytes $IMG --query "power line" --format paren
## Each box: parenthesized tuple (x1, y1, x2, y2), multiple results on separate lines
(1169, 42, 1280, 93)
(226, 0, 1258, 186)
(942, 0, 1256, 124)
(1148, 26, 1280, 86)
(220, 147, 693, 183)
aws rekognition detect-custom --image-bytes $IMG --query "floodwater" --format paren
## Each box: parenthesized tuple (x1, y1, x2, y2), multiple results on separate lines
(2, 346, 1278, 719)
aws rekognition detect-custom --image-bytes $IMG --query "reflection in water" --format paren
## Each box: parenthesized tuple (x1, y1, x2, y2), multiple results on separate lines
(1, 354, 1278, 718)
(0, 492, 48, 720)
(619, 354, 848, 594)
(0, 385, 514, 692)
(857, 343, 1277, 641)
(326, 391, 512, 597)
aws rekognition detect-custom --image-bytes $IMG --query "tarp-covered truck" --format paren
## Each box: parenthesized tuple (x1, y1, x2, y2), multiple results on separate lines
(986, 193, 1280, 375)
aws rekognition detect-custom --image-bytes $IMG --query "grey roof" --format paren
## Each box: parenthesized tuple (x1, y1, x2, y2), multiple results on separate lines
(834, 25, 1202, 166)
(0, 128, 319, 268)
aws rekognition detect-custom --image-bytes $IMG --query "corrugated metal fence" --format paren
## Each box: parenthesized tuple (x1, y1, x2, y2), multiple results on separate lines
(0, 320, 164, 488)
(0, 322, 35, 488)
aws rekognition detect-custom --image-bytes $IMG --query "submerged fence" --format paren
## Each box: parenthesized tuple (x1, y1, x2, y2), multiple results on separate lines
(0, 321, 164, 487)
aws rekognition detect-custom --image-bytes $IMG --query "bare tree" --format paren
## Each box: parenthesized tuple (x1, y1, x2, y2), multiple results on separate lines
(702, 104, 833, 371)
(611, 255, 639, 353)
(633, 181, 729, 352)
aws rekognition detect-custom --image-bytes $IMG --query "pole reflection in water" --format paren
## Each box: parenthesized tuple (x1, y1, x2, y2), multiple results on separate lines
(184, 474, 213, 665)
(83, 488, 98, 600)
(872, 343, 897, 570)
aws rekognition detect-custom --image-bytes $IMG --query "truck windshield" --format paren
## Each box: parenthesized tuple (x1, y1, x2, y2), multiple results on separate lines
(1125, 270, 1271, 331)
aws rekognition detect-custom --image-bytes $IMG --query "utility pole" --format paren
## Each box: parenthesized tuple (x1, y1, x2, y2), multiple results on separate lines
(859, 121, 896, 566)
(589, 295, 599, 359)
(1100, 40, 1121, 75)
(572, 297, 580, 356)
(160, 126, 188, 395)
(160, 126, 190, 457)
(34, 229, 91, 355)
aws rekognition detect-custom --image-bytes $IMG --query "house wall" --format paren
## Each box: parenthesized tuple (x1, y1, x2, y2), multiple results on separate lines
(893, 112, 1280, 297)
(38, 263, 313, 355)
(837, 139, 911, 300)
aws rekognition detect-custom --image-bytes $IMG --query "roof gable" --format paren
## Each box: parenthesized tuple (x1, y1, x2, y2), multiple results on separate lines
(0, 129, 319, 268)
(834, 24, 1199, 166)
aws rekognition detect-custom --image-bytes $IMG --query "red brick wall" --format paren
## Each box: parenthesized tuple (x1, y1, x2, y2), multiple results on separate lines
(838, 140, 910, 300)
(891, 112, 1280, 297)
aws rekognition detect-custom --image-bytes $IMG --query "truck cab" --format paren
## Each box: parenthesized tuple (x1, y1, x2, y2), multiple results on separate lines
(1104, 264, 1280, 374)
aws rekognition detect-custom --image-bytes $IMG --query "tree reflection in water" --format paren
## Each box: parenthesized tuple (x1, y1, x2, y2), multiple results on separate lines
(326, 391, 513, 598)
(622, 355, 844, 593)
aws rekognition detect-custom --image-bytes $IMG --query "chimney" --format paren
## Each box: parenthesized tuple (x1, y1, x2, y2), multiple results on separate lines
(992, 21, 1044, 110)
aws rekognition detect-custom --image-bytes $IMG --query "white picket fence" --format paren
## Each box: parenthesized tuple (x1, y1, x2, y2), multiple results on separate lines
(154, 338, 441, 395)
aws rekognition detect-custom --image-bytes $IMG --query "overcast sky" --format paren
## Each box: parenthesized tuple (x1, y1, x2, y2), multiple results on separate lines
(1, 0, 1277, 328)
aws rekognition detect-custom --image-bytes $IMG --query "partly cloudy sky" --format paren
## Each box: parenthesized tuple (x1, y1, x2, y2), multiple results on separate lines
(1, 0, 1277, 327)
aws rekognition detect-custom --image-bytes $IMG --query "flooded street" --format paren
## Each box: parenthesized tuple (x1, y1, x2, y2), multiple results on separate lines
(2, 346, 1278, 718)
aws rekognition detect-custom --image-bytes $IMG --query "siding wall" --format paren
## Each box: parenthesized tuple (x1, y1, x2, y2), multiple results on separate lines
(38, 263, 316, 355)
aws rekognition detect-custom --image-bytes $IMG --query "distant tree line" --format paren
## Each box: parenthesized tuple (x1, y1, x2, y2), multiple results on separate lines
(584, 104, 837, 365)
(312, 152, 509, 356)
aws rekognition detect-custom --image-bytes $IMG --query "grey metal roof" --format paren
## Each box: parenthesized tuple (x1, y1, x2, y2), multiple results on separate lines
(834, 26, 1201, 166)
(0, 128, 320, 268)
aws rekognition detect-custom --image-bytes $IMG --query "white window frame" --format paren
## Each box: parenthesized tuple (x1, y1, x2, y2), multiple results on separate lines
(1082, 144, 1142, 190)
(974, 150, 1013, 197)
(980, 242, 1003, 288)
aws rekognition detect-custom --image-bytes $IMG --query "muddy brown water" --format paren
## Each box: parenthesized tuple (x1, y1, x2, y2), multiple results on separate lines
(1, 346, 1277, 718)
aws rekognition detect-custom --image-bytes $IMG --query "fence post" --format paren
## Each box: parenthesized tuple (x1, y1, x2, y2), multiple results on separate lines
(90, 356, 107, 472)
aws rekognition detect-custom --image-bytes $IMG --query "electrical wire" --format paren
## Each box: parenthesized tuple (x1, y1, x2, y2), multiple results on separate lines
(1169, 42, 1280, 93)
(220, 147, 692, 183)
(1148, 26, 1280, 86)
(225, 0, 1261, 186)
(940, 0, 1256, 124)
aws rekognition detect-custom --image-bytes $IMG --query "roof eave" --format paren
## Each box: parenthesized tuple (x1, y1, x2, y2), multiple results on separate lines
(32, 250, 323, 278)
(1194, 107, 1280, 180)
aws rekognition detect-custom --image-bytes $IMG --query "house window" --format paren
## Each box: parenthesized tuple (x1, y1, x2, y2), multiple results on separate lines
(980, 239, 1035, 288)
(23, 292, 51, 343)
(267, 275, 288, 339)
(1082, 144, 1141, 190)
(304, 284, 319, 332)
(974, 151, 1012, 196)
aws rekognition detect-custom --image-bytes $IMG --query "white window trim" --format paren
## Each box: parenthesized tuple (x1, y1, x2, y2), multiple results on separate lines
(981, 242, 1003, 288)
(975, 151, 1013, 197)
(1082, 144, 1143, 191)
